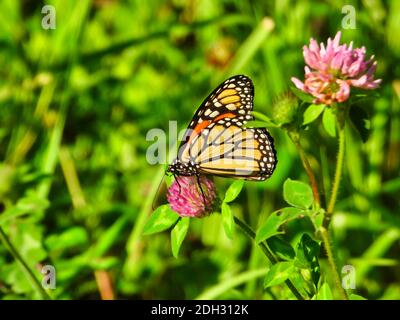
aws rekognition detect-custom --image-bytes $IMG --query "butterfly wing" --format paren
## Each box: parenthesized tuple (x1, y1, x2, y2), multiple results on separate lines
(177, 75, 255, 164)
(180, 75, 254, 145)
(186, 124, 277, 180)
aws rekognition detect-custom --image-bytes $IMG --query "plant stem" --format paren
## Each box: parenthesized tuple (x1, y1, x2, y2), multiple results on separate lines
(319, 226, 348, 300)
(288, 131, 321, 207)
(0, 226, 52, 300)
(320, 111, 348, 300)
(287, 110, 347, 299)
(326, 119, 346, 224)
(233, 216, 305, 300)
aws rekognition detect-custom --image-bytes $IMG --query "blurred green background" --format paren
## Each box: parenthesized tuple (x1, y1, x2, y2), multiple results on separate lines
(0, 0, 399, 299)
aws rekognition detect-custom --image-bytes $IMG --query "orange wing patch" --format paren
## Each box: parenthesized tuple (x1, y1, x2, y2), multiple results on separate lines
(213, 113, 236, 122)
(193, 120, 211, 135)
(186, 120, 211, 145)
(189, 113, 237, 143)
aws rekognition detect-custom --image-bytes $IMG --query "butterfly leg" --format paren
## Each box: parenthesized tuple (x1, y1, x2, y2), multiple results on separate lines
(174, 174, 182, 195)
(196, 174, 207, 207)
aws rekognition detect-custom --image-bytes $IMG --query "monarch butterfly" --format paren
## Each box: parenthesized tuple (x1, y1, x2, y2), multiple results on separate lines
(167, 75, 277, 181)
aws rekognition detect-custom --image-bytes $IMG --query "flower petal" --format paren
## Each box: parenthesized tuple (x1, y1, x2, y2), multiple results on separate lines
(291, 77, 305, 90)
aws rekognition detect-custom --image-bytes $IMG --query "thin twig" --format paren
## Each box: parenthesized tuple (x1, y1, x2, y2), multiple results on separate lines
(288, 131, 321, 207)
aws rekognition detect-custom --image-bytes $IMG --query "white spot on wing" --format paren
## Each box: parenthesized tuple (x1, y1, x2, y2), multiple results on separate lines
(209, 110, 219, 117)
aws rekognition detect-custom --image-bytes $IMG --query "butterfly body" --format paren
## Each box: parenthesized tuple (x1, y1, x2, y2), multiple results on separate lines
(167, 75, 277, 181)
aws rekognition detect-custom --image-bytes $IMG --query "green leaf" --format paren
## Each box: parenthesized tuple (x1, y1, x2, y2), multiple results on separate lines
(289, 270, 315, 298)
(88, 257, 119, 270)
(91, 215, 129, 257)
(171, 217, 190, 258)
(295, 234, 320, 267)
(0, 194, 50, 224)
(224, 180, 244, 203)
(316, 282, 333, 300)
(295, 234, 321, 286)
(267, 236, 295, 260)
(303, 104, 326, 125)
(15, 194, 50, 213)
(1, 265, 33, 294)
(45, 227, 89, 251)
(280, 206, 304, 220)
(283, 179, 314, 209)
(252, 111, 277, 125)
(244, 120, 277, 128)
(19, 171, 53, 184)
(0, 207, 29, 225)
(4, 222, 47, 273)
(256, 207, 303, 243)
(322, 107, 336, 137)
(263, 261, 295, 288)
(255, 213, 284, 243)
(143, 204, 179, 235)
(290, 86, 315, 103)
(221, 202, 235, 239)
(247, 111, 279, 127)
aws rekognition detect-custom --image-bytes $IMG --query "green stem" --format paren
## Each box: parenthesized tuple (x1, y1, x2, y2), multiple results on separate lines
(319, 226, 348, 300)
(320, 111, 348, 300)
(233, 216, 305, 300)
(326, 118, 346, 222)
(288, 131, 321, 207)
(0, 226, 52, 300)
